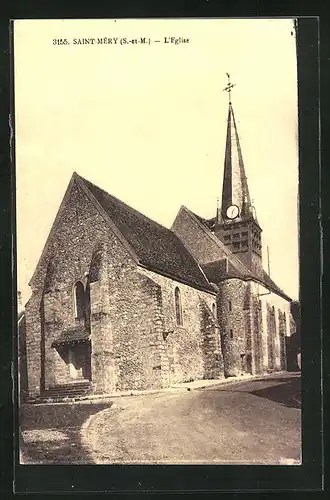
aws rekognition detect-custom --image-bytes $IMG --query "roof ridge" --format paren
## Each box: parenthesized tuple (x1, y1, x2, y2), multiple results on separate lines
(202, 258, 228, 267)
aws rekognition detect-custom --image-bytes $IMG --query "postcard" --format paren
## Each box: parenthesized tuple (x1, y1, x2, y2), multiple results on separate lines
(14, 18, 301, 470)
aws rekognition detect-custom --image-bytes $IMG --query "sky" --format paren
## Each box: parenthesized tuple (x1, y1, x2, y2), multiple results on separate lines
(14, 18, 299, 305)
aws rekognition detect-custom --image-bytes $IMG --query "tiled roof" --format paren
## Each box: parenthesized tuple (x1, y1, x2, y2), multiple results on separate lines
(260, 270, 291, 301)
(201, 259, 228, 282)
(201, 259, 247, 283)
(51, 327, 90, 347)
(78, 175, 215, 293)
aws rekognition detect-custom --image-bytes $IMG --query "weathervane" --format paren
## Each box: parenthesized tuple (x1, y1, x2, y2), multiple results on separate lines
(223, 73, 235, 103)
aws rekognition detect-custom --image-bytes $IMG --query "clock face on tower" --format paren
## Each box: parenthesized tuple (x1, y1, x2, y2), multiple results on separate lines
(226, 204, 239, 219)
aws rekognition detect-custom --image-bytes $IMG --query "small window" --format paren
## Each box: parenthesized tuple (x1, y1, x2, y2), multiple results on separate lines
(242, 231, 248, 237)
(74, 281, 85, 320)
(230, 329, 234, 339)
(175, 287, 183, 326)
(271, 305, 275, 315)
(224, 235, 231, 242)
(212, 303, 217, 318)
(233, 233, 240, 239)
(233, 242, 240, 250)
(229, 300, 232, 311)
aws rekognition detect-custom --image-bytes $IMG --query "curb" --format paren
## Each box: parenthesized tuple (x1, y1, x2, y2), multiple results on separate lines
(80, 412, 100, 463)
(24, 371, 298, 406)
(80, 402, 121, 464)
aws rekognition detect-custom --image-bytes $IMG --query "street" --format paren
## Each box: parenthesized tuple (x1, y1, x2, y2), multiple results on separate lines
(85, 373, 301, 464)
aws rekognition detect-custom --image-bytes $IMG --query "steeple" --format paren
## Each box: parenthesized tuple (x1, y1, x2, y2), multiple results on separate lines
(213, 74, 263, 275)
(219, 74, 254, 222)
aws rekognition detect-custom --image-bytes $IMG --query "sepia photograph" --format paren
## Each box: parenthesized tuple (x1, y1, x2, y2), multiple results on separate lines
(14, 18, 301, 466)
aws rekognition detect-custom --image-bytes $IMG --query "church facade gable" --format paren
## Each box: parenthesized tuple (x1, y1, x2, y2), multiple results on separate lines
(25, 178, 138, 397)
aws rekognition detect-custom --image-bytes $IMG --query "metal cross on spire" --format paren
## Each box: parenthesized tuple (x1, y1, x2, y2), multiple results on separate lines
(223, 73, 235, 103)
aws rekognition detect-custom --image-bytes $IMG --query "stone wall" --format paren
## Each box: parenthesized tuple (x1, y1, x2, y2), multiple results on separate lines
(217, 279, 292, 377)
(278, 310, 288, 370)
(138, 269, 223, 385)
(217, 278, 251, 377)
(254, 282, 292, 373)
(172, 207, 228, 264)
(25, 179, 136, 396)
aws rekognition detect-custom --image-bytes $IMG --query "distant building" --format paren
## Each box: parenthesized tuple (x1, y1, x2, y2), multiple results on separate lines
(24, 93, 294, 399)
(286, 300, 301, 371)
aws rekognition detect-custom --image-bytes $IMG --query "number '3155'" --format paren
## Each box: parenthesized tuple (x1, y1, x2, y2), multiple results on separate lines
(53, 39, 69, 45)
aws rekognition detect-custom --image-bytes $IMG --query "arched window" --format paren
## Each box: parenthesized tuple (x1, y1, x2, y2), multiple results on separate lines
(74, 281, 85, 320)
(228, 300, 232, 312)
(174, 287, 183, 326)
(230, 329, 234, 339)
(212, 303, 217, 319)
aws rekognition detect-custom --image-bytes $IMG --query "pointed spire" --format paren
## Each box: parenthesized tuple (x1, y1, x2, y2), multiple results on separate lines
(220, 79, 254, 221)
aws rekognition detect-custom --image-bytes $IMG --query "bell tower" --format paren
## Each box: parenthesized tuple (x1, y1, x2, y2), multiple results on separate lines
(213, 74, 263, 275)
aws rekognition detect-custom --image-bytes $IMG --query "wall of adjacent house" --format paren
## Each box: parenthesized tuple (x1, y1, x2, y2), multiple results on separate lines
(25, 290, 44, 397)
(18, 314, 28, 402)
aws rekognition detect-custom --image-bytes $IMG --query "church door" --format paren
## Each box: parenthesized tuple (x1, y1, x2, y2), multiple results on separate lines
(68, 343, 92, 381)
(69, 348, 79, 379)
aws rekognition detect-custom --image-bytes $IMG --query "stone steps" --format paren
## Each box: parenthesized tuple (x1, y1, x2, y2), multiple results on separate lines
(37, 380, 92, 401)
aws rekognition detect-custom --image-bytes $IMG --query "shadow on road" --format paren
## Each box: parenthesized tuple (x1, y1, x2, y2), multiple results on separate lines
(249, 377, 301, 409)
(19, 402, 112, 464)
(201, 375, 301, 409)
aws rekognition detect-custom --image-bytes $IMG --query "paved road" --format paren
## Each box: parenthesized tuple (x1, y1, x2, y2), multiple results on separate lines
(86, 373, 301, 465)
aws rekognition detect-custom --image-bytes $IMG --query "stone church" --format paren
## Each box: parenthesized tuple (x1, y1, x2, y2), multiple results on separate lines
(24, 96, 294, 399)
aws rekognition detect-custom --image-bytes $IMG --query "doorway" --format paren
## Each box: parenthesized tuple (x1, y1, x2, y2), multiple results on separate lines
(68, 341, 92, 381)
